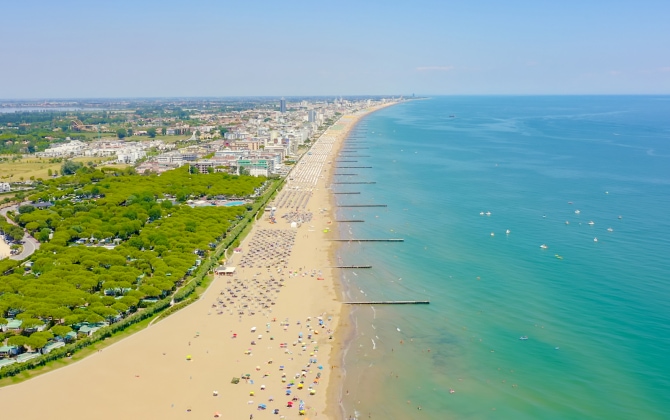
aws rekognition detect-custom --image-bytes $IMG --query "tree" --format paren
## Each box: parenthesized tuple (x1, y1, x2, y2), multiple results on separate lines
(61, 160, 83, 175)
(5, 225, 24, 241)
(37, 228, 51, 242)
(18, 205, 36, 214)
(116, 128, 127, 139)
(51, 325, 72, 338)
(161, 127, 167, 135)
(48, 168, 53, 177)
(147, 128, 157, 138)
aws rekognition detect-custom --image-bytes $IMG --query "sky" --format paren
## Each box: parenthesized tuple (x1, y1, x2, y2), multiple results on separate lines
(1, 0, 669, 98)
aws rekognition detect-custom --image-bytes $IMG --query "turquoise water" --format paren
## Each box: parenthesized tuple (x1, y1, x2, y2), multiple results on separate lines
(334, 96, 670, 419)
(224, 201, 246, 207)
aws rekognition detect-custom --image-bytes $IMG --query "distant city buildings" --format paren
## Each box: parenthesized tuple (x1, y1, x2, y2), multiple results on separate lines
(28, 97, 399, 177)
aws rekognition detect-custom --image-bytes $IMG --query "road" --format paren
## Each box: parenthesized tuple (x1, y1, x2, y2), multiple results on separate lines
(0, 203, 41, 260)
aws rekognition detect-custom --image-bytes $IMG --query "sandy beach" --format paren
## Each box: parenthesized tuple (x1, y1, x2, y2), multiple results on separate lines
(0, 236, 10, 259)
(0, 104, 395, 419)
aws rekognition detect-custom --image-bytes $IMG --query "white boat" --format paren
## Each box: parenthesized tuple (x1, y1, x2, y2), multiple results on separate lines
(506, 229, 511, 234)
(575, 210, 581, 214)
(607, 227, 614, 232)
(519, 336, 528, 340)
(480, 212, 484, 216)
(593, 237, 598, 242)
(485, 211, 491, 216)
(490, 232, 495, 237)
(588, 221, 595, 225)
(565, 221, 570, 225)
(540, 244, 548, 249)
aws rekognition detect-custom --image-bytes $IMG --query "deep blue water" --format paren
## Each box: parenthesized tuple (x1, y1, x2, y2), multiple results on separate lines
(335, 96, 670, 419)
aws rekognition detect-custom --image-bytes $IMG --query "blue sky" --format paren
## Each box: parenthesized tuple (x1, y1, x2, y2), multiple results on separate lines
(1, 0, 668, 98)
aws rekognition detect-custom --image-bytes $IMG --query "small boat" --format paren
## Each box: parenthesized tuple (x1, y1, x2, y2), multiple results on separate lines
(449, 389, 455, 394)
(593, 237, 598, 242)
(490, 232, 495, 237)
(485, 211, 491, 216)
(565, 221, 570, 225)
(588, 221, 595, 225)
(540, 244, 548, 249)
(607, 227, 614, 232)
(618, 215, 623, 219)
(575, 210, 581, 214)
(555, 254, 563, 260)
(506, 229, 511, 234)
(519, 336, 528, 340)
(479, 211, 484, 216)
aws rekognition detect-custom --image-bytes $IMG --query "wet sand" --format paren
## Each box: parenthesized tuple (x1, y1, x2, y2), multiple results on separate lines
(0, 104, 396, 419)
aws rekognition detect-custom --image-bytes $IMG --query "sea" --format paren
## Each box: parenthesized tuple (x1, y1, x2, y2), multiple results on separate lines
(333, 96, 670, 419)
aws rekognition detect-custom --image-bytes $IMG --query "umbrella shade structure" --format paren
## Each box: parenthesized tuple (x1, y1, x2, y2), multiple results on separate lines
(186, 355, 192, 360)
(258, 404, 267, 410)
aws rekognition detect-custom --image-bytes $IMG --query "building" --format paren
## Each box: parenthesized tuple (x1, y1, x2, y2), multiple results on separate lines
(308, 110, 317, 123)
(280, 98, 286, 113)
(0, 182, 10, 192)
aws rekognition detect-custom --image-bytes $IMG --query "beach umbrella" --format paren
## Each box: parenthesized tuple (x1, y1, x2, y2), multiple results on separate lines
(186, 355, 192, 360)
(214, 412, 221, 417)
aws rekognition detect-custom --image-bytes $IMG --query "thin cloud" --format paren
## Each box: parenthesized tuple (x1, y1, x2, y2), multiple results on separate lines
(416, 66, 455, 72)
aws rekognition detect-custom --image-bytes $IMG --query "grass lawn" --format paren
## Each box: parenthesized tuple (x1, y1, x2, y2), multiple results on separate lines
(0, 156, 115, 181)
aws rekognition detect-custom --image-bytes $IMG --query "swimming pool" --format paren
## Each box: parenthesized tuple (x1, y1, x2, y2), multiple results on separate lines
(223, 201, 246, 207)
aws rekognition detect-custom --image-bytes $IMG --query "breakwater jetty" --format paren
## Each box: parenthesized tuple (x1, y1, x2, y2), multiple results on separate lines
(331, 265, 372, 268)
(333, 182, 376, 184)
(329, 238, 404, 242)
(343, 300, 430, 305)
(336, 204, 387, 208)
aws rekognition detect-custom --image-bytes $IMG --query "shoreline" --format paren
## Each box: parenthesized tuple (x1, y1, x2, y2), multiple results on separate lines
(320, 104, 398, 419)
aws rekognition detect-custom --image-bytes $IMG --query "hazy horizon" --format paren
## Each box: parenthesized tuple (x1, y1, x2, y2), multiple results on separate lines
(1, 0, 668, 98)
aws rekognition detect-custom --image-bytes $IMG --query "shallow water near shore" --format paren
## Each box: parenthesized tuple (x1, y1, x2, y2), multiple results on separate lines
(334, 96, 670, 419)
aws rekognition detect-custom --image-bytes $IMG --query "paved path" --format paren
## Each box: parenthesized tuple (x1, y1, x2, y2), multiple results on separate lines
(0, 204, 41, 260)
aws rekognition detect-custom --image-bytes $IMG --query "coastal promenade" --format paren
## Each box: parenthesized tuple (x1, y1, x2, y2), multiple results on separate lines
(0, 103, 397, 419)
